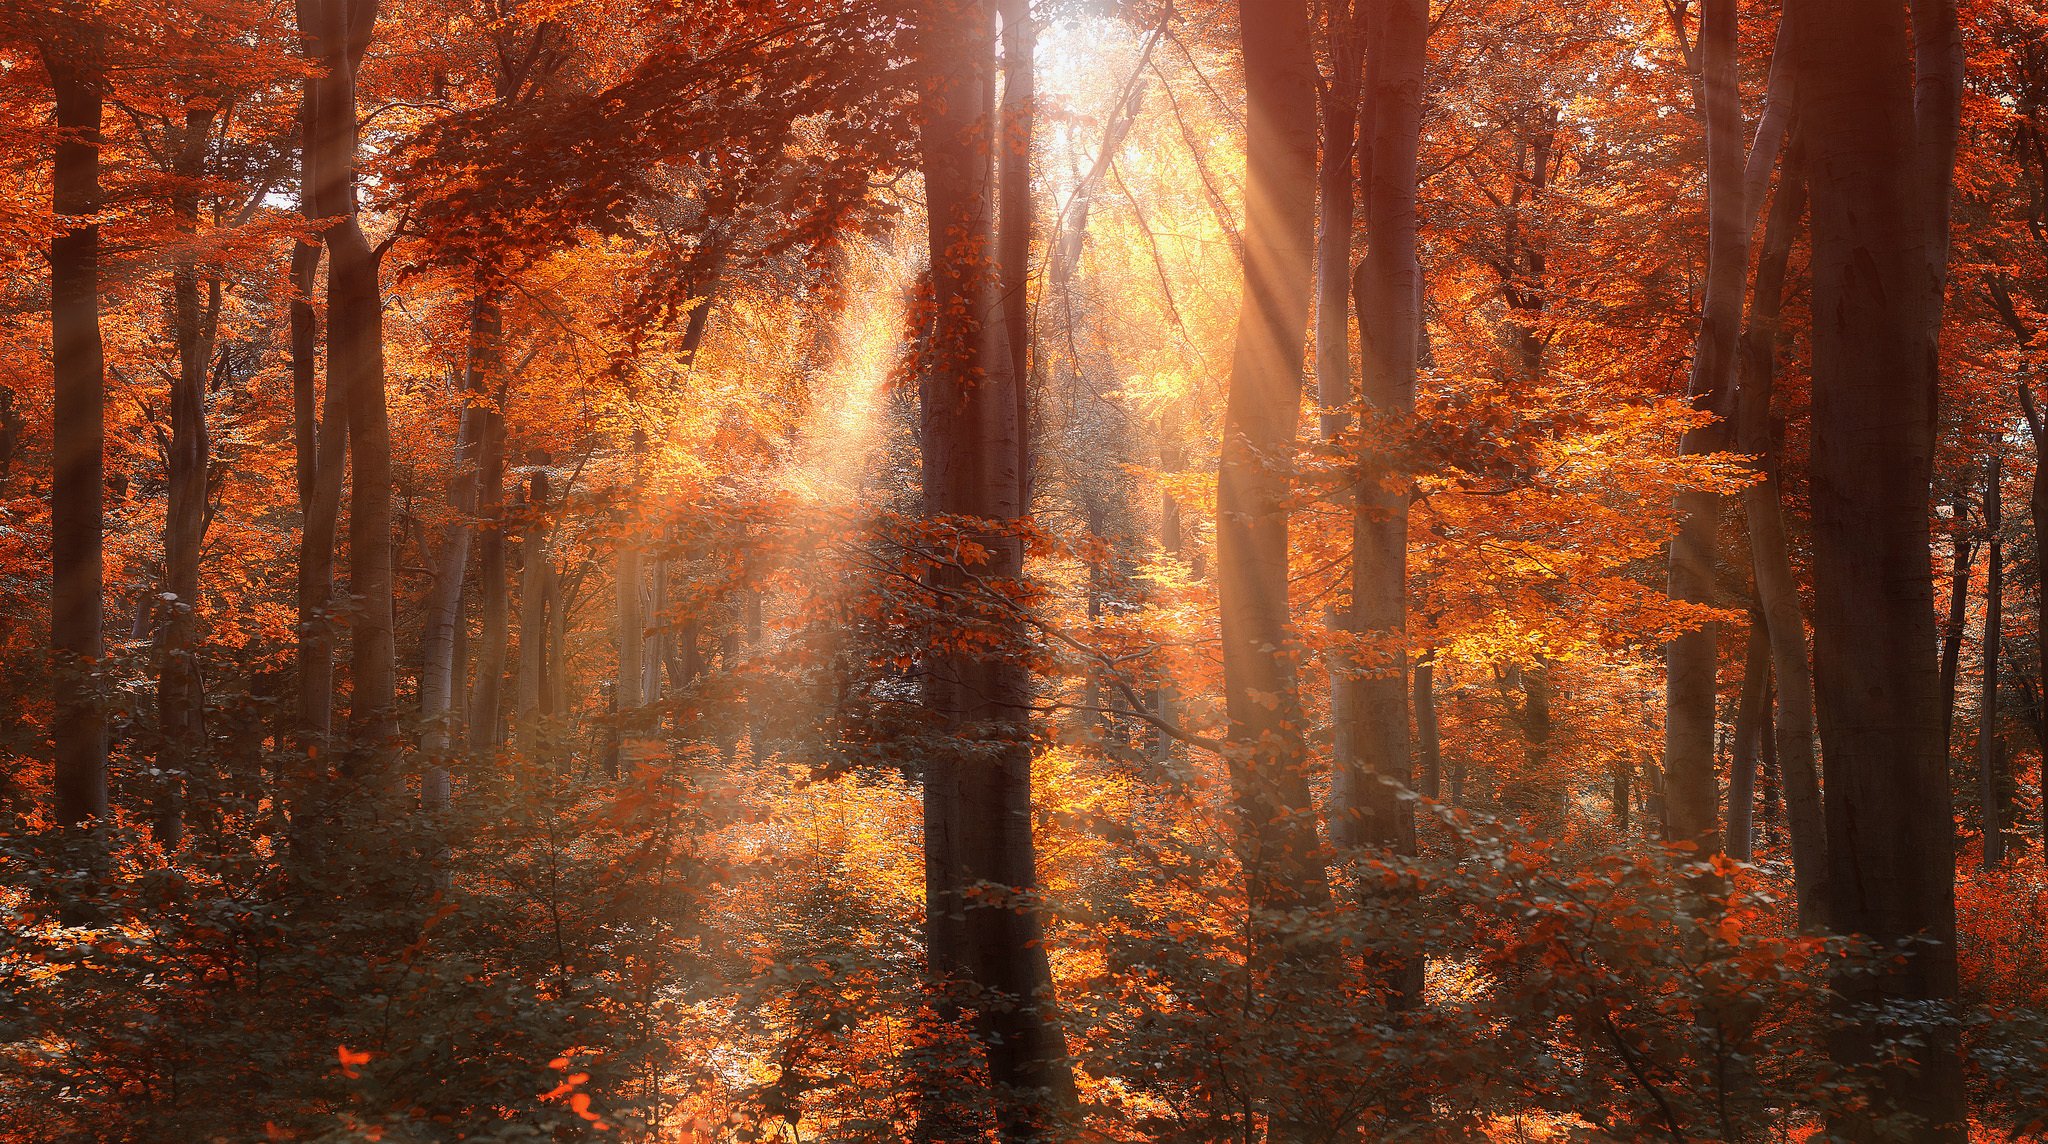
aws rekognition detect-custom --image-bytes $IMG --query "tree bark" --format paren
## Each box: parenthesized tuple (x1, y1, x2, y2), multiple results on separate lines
(1939, 486, 1974, 754)
(419, 295, 498, 814)
(1726, 609, 1770, 861)
(1790, 0, 1966, 1131)
(155, 104, 221, 848)
(1217, 0, 1328, 917)
(516, 469, 552, 760)
(42, 20, 109, 827)
(1662, 0, 1748, 857)
(1415, 650, 1441, 801)
(914, 0, 1075, 1134)
(1341, 0, 1427, 868)
(467, 415, 510, 757)
(1738, 138, 1825, 927)
(1980, 456, 2006, 868)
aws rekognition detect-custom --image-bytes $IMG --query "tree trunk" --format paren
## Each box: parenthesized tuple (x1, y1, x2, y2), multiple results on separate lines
(42, 23, 109, 827)
(468, 414, 510, 757)
(615, 509, 642, 783)
(1318, 0, 1361, 805)
(914, 0, 1075, 1134)
(419, 295, 498, 814)
(1738, 140, 1825, 928)
(998, 0, 1033, 506)
(1662, 0, 1749, 857)
(1341, 0, 1427, 868)
(304, 0, 393, 792)
(1939, 486, 1974, 754)
(1980, 456, 2006, 868)
(516, 469, 552, 759)
(1217, 0, 1328, 917)
(1415, 651, 1441, 800)
(1726, 609, 1770, 861)
(155, 104, 220, 848)
(1791, 0, 1966, 1131)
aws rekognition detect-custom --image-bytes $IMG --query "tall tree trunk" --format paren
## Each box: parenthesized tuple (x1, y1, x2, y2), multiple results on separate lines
(914, 0, 1075, 1134)
(1726, 609, 1770, 861)
(1341, 0, 1427, 867)
(1939, 486, 1974, 753)
(1662, 0, 1749, 856)
(1415, 650, 1441, 800)
(467, 414, 510, 757)
(1217, 0, 1327, 918)
(156, 104, 221, 848)
(998, 0, 1034, 506)
(1318, 0, 1361, 806)
(1790, 0, 1965, 1132)
(1739, 139, 1824, 926)
(419, 295, 497, 814)
(42, 20, 109, 827)
(304, 0, 393, 791)
(516, 469, 552, 759)
(615, 508, 642, 783)
(1980, 456, 2006, 868)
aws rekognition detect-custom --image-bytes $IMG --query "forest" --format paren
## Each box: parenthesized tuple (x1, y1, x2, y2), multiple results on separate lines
(3, 0, 2048, 1138)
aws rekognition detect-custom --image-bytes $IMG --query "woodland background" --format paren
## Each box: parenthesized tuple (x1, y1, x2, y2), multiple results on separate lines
(3, 0, 2048, 1139)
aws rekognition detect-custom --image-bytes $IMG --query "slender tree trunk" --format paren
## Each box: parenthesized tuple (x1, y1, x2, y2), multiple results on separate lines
(1318, 0, 1361, 807)
(1726, 610, 1770, 861)
(615, 511, 642, 783)
(468, 414, 510, 757)
(1342, 0, 1427, 868)
(42, 23, 109, 827)
(1662, 0, 1749, 856)
(1940, 486, 1974, 753)
(303, 0, 393, 792)
(516, 469, 551, 759)
(1981, 456, 2006, 868)
(998, 0, 1034, 506)
(1791, 0, 1966, 1131)
(1738, 141, 1825, 927)
(1415, 651, 1441, 800)
(914, 1, 1075, 1134)
(155, 105, 220, 848)
(1217, 0, 1328, 917)
(419, 296, 498, 814)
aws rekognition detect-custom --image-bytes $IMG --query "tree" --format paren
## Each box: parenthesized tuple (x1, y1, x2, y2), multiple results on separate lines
(1789, 0, 1967, 1132)
(1217, 0, 1327, 917)
(37, 2, 110, 828)
(912, 0, 1074, 1134)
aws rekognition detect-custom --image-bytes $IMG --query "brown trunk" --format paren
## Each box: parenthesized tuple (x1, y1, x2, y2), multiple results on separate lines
(1939, 487, 1974, 753)
(1662, 0, 1748, 856)
(914, 1, 1074, 1134)
(42, 21, 109, 827)
(303, 0, 393, 791)
(1738, 139, 1825, 927)
(1341, 0, 1426, 868)
(420, 295, 498, 814)
(1318, 0, 1361, 803)
(1217, 0, 1328, 916)
(467, 418, 510, 756)
(155, 104, 221, 848)
(1415, 651, 1441, 801)
(1791, 0, 1965, 1131)
(1726, 609, 1770, 861)
(1980, 457, 2006, 868)
(516, 469, 552, 759)
(998, 0, 1033, 504)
